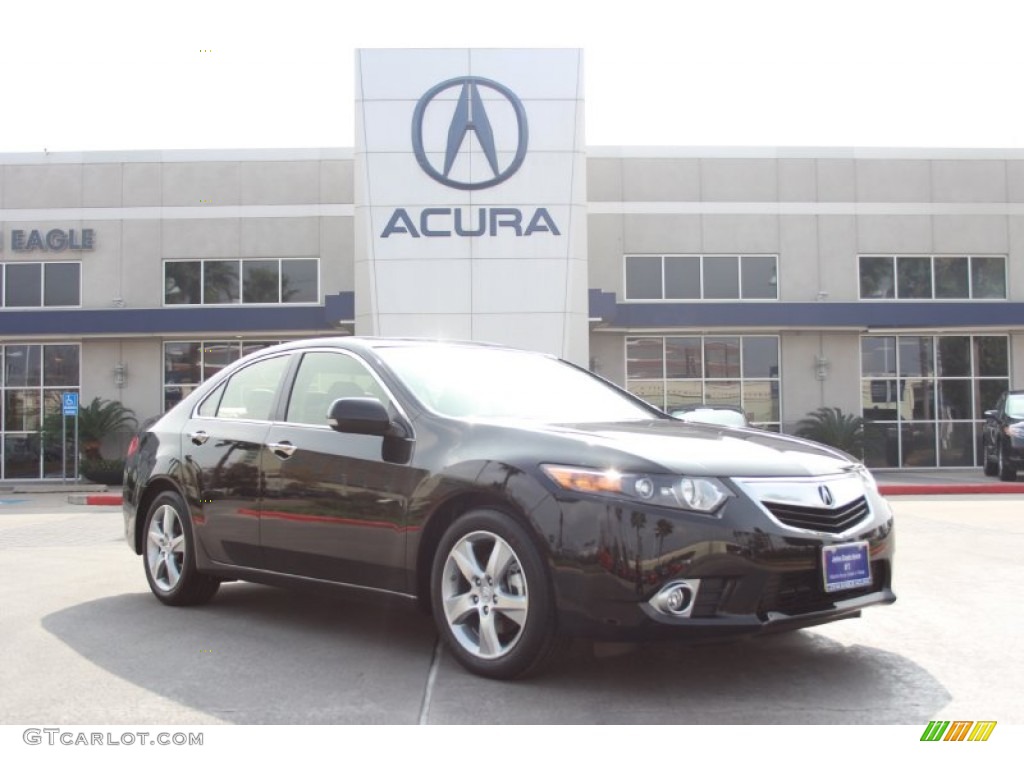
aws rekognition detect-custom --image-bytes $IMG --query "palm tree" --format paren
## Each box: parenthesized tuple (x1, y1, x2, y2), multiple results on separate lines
(795, 407, 864, 456)
(654, 518, 674, 558)
(77, 397, 138, 460)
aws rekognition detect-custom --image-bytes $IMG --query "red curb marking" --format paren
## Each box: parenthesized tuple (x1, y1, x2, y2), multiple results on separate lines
(880, 484, 1024, 495)
(84, 495, 122, 505)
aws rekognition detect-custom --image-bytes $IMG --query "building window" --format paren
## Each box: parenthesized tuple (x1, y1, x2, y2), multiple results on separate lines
(1, 343, 80, 479)
(624, 335, 781, 429)
(163, 259, 320, 306)
(163, 340, 283, 412)
(861, 334, 1008, 468)
(858, 255, 1006, 299)
(624, 255, 778, 301)
(1, 263, 81, 308)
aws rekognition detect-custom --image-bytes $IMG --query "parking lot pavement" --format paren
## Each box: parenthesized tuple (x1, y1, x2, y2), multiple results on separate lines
(1, 492, 1022, 725)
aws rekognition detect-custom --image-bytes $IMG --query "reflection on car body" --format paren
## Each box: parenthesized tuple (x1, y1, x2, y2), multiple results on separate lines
(123, 338, 895, 679)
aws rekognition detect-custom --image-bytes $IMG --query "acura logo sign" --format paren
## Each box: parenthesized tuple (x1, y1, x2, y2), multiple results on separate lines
(411, 76, 529, 190)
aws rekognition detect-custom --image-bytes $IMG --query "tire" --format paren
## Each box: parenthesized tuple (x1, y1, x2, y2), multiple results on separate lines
(143, 491, 220, 606)
(430, 509, 562, 680)
(982, 441, 998, 476)
(998, 444, 1018, 482)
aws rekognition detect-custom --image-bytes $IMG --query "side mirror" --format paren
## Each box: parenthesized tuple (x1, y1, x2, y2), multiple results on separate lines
(328, 397, 392, 436)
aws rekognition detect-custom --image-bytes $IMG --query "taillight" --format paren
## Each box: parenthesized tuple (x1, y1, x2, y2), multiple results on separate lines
(126, 435, 139, 457)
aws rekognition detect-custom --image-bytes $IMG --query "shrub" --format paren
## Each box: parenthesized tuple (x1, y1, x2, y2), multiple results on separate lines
(795, 407, 864, 456)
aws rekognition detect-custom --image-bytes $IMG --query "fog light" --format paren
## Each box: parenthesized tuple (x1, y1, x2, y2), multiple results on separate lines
(649, 579, 701, 618)
(666, 587, 689, 612)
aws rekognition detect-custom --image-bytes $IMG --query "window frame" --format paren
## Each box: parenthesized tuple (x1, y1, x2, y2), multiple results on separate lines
(859, 333, 1011, 469)
(857, 255, 1007, 301)
(624, 254, 779, 302)
(162, 258, 321, 307)
(623, 334, 782, 428)
(0, 261, 82, 309)
(0, 342, 82, 480)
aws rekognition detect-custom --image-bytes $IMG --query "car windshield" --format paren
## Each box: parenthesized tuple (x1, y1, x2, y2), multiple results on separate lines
(376, 345, 657, 422)
(1006, 394, 1024, 418)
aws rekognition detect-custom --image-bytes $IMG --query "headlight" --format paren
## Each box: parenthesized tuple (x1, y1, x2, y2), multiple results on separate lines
(541, 464, 731, 514)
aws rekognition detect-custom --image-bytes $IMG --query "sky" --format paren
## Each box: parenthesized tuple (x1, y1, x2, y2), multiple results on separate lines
(3, 0, 1024, 153)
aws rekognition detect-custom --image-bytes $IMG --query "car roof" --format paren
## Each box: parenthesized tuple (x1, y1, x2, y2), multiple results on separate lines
(258, 336, 536, 355)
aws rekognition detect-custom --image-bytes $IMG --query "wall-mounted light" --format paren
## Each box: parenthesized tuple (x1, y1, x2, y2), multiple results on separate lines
(113, 363, 128, 388)
(814, 355, 830, 381)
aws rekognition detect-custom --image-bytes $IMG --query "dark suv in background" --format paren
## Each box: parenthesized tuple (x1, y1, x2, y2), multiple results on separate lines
(982, 390, 1024, 481)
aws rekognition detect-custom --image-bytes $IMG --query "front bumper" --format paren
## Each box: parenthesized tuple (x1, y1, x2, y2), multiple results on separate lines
(534, 485, 896, 641)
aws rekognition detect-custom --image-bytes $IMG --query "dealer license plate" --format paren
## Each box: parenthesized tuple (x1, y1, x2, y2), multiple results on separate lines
(822, 541, 872, 593)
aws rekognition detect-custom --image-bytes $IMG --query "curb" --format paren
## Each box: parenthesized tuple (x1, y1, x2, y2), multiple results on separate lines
(67, 494, 122, 506)
(879, 483, 1024, 496)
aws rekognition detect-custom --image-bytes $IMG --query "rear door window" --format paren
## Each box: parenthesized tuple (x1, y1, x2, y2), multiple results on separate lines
(216, 355, 290, 421)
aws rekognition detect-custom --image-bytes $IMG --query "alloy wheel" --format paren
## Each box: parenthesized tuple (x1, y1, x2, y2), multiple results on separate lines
(146, 503, 186, 592)
(439, 530, 529, 660)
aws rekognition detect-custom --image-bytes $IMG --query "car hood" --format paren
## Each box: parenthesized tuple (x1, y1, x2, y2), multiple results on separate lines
(532, 419, 859, 477)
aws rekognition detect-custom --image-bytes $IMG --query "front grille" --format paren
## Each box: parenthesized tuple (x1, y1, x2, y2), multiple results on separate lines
(762, 496, 870, 533)
(758, 562, 887, 617)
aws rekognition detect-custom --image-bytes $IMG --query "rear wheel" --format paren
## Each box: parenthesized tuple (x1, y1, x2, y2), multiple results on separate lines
(143, 491, 220, 606)
(431, 509, 561, 680)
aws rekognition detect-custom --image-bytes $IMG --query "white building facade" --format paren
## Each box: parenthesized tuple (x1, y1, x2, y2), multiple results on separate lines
(1, 48, 1022, 478)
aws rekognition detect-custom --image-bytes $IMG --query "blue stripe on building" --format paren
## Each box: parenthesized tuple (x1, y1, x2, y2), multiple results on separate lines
(588, 290, 1024, 330)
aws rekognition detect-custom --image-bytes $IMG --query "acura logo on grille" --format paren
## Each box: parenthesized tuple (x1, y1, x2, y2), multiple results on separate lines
(411, 76, 529, 191)
(818, 485, 835, 507)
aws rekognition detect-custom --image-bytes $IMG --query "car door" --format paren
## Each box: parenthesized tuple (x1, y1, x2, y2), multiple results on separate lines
(181, 352, 291, 569)
(259, 349, 422, 592)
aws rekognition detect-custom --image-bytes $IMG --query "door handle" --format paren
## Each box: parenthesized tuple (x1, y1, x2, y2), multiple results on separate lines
(189, 430, 209, 446)
(268, 441, 297, 459)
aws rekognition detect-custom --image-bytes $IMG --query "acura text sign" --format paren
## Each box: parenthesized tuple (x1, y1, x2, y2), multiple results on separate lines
(354, 49, 589, 364)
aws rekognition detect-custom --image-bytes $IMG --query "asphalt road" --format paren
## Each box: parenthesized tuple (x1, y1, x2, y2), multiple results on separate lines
(1, 492, 1021, 725)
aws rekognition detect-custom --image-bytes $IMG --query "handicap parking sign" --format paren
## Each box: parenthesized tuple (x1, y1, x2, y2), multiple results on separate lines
(62, 392, 79, 416)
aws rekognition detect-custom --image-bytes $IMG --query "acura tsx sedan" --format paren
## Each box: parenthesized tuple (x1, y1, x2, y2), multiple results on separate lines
(123, 337, 895, 679)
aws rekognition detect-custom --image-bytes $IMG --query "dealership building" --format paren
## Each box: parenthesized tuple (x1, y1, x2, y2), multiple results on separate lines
(1, 47, 1023, 480)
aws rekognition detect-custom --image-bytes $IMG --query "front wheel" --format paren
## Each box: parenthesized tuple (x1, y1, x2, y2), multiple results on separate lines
(998, 444, 1018, 482)
(143, 491, 220, 606)
(982, 440, 998, 476)
(431, 509, 562, 680)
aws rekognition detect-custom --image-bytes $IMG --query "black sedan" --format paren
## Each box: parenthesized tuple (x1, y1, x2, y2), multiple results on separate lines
(123, 338, 895, 679)
(982, 390, 1024, 481)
